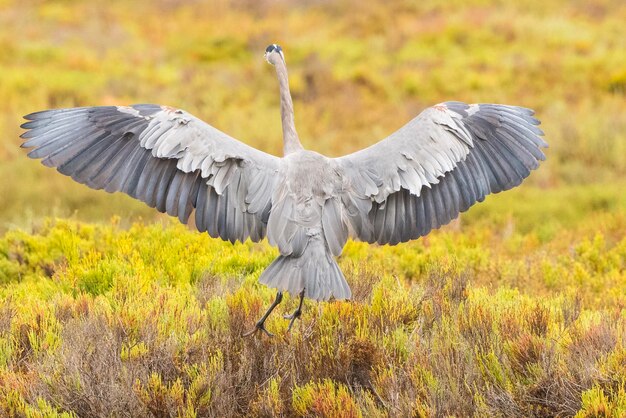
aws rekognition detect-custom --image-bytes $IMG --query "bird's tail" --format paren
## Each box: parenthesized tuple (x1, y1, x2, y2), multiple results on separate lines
(259, 236, 351, 301)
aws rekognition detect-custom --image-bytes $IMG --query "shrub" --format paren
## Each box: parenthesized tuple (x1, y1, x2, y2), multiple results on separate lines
(0, 218, 624, 416)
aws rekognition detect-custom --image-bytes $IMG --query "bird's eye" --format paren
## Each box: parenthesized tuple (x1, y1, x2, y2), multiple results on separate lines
(265, 45, 275, 53)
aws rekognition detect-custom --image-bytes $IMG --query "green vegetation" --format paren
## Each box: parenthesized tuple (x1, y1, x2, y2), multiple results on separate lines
(0, 218, 625, 416)
(1, 0, 625, 416)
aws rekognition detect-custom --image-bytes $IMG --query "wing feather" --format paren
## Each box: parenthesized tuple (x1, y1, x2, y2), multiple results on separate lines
(21, 105, 279, 243)
(337, 102, 547, 245)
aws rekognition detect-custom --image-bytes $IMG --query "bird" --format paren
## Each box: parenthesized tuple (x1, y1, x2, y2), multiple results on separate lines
(20, 44, 547, 336)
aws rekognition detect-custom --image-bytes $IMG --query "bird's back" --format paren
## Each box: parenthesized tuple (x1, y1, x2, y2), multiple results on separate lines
(260, 150, 352, 301)
(267, 150, 345, 256)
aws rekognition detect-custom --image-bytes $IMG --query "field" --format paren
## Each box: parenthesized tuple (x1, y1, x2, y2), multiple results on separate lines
(1, 0, 626, 416)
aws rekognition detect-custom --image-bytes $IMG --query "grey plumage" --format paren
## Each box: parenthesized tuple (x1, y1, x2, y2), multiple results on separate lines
(20, 45, 547, 331)
(337, 101, 547, 245)
(22, 105, 278, 245)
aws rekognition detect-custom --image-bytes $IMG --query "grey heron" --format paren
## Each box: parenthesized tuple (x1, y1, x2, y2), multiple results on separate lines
(20, 44, 547, 336)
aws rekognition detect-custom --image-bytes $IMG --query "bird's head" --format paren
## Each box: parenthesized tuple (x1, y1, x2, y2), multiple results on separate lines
(264, 44, 284, 65)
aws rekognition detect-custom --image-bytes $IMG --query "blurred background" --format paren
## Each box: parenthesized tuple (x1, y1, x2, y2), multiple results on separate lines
(1, 0, 625, 233)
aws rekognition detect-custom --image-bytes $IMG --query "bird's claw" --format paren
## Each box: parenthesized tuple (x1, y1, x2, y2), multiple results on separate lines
(283, 309, 302, 332)
(282, 311, 301, 320)
(243, 321, 274, 337)
(243, 291, 284, 337)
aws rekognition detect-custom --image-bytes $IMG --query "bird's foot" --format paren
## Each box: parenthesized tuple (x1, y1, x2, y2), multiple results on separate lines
(283, 308, 302, 332)
(283, 289, 305, 332)
(242, 291, 283, 337)
(243, 320, 275, 337)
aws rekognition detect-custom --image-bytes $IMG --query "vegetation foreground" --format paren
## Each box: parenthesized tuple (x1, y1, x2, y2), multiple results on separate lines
(0, 210, 625, 417)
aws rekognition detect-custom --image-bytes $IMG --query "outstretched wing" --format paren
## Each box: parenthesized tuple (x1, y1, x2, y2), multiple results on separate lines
(336, 101, 547, 245)
(21, 104, 279, 243)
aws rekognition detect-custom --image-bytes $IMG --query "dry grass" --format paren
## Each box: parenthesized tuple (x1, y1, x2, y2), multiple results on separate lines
(0, 219, 624, 416)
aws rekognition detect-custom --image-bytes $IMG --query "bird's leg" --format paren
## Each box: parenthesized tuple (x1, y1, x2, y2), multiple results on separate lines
(243, 291, 283, 337)
(283, 290, 305, 332)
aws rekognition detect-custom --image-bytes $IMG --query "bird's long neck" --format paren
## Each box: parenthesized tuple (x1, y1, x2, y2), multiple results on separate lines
(274, 59, 303, 155)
